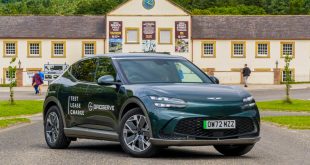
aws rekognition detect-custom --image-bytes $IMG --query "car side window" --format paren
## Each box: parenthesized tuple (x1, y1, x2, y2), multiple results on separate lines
(95, 58, 116, 81)
(175, 62, 203, 83)
(71, 58, 97, 82)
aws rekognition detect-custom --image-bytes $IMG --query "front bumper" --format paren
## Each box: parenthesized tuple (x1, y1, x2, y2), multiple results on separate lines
(150, 137, 261, 146)
(140, 97, 260, 140)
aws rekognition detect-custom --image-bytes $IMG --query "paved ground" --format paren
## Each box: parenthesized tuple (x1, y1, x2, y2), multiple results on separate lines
(260, 111, 310, 117)
(0, 85, 309, 164)
(248, 88, 310, 101)
(0, 120, 309, 165)
(0, 84, 310, 101)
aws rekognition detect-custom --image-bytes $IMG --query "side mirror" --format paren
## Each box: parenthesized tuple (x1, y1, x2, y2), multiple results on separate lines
(210, 76, 220, 84)
(97, 75, 116, 85)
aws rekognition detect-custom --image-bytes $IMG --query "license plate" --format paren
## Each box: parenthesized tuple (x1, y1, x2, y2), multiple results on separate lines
(203, 120, 236, 129)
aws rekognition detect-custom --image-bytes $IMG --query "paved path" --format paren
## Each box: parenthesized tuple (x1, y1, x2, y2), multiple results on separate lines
(0, 85, 310, 101)
(0, 84, 309, 164)
(248, 88, 310, 101)
(260, 111, 310, 117)
(0, 120, 309, 165)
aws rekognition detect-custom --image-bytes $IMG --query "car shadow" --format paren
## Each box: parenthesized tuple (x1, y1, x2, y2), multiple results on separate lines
(47, 142, 255, 160)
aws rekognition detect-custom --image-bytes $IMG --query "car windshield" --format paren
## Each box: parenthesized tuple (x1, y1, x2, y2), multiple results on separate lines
(116, 58, 213, 84)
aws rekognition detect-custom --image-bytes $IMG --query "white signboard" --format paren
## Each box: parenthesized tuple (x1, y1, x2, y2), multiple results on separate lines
(44, 64, 69, 81)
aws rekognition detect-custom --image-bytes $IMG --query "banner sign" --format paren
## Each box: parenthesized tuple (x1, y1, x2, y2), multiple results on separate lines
(175, 21, 189, 53)
(142, 21, 156, 40)
(109, 21, 123, 53)
(109, 21, 122, 39)
(142, 21, 156, 52)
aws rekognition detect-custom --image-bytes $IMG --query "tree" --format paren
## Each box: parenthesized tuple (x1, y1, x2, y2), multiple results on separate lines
(75, 0, 120, 15)
(8, 57, 17, 105)
(192, 5, 266, 15)
(283, 54, 293, 104)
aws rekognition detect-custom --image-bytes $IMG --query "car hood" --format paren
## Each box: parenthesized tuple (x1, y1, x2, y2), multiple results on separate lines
(125, 83, 250, 103)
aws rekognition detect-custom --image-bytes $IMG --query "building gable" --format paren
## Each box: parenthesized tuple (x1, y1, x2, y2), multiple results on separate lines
(108, 0, 190, 16)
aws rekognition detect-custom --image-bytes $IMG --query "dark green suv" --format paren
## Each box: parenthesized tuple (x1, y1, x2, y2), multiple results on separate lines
(43, 54, 260, 157)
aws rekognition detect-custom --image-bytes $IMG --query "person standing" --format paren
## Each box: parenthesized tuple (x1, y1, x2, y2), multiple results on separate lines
(242, 64, 251, 87)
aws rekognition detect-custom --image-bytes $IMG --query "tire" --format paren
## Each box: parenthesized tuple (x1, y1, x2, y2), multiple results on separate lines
(44, 106, 71, 149)
(214, 144, 255, 156)
(119, 108, 157, 157)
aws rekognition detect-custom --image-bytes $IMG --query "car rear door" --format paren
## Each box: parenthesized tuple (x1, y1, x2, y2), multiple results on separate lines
(59, 58, 97, 127)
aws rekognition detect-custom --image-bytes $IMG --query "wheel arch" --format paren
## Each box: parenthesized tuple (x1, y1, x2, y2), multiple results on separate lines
(119, 97, 153, 138)
(43, 96, 67, 128)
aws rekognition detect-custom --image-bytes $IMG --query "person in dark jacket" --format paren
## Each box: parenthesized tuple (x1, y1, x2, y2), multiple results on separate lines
(32, 73, 43, 95)
(242, 64, 251, 87)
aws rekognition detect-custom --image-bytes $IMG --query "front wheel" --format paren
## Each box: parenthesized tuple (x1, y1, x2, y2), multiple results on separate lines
(44, 106, 71, 149)
(119, 108, 158, 157)
(214, 144, 255, 156)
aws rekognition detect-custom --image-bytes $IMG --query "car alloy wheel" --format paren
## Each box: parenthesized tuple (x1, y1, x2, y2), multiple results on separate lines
(123, 114, 151, 152)
(45, 111, 60, 144)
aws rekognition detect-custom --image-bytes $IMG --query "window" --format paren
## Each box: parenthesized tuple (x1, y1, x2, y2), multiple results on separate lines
(201, 41, 216, 58)
(125, 28, 139, 44)
(3, 41, 17, 57)
(281, 42, 295, 58)
(158, 28, 173, 44)
(231, 41, 246, 58)
(117, 59, 213, 84)
(52, 41, 66, 58)
(82, 41, 96, 57)
(256, 42, 270, 58)
(95, 58, 116, 80)
(71, 58, 97, 82)
(282, 70, 294, 82)
(5, 70, 16, 79)
(175, 62, 203, 83)
(28, 41, 41, 58)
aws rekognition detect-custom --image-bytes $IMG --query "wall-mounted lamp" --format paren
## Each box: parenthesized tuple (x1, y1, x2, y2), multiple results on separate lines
(18, 60, 21, 69)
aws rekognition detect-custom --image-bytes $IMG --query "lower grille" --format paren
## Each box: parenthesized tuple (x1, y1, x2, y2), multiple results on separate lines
(174, 117, 255, 138)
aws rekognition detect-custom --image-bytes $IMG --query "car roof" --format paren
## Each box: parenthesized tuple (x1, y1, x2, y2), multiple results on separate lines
(92, 53, 186, 59)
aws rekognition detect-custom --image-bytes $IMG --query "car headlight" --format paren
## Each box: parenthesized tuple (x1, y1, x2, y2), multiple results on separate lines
(243, 96, 254, 103)
(242, 96, 256, 109)
(149, 96, 186, 108)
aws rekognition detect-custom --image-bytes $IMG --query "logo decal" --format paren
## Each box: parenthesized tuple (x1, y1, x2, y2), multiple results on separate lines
(142, 0, 155, 10)
(88, 102, 115, 111)
(88, 102, 94, 111)
(68, 96, 84, 116)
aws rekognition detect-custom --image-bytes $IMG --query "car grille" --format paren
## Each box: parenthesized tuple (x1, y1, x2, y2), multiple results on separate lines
(174, 117, 255, 139)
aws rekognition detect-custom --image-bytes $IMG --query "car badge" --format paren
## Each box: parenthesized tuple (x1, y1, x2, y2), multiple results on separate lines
(207, 97, 222, 100)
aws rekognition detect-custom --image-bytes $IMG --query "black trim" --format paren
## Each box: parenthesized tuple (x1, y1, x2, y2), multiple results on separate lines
(64, 127, 118, 141)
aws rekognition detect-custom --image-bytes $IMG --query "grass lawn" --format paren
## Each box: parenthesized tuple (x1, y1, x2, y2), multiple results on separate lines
(0, 100, 43, 117)
(257, 99, 310, 112)
(262, 116, 310, 129)
(0, 118, 30, 128)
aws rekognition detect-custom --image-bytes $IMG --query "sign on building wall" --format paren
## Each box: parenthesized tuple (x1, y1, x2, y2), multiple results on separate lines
(142, 21, 156, 53)
(109, 21, 123, 53)
(175, 21, 189, 53)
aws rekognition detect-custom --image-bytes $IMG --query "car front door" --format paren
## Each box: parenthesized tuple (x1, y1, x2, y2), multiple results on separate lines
(83, 57, 121, 131)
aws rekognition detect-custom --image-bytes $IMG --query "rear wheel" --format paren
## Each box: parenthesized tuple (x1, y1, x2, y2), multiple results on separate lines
(44, 106, 71, 149)
(119, 108, 157, 157)
(214, 144, 255, 156)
